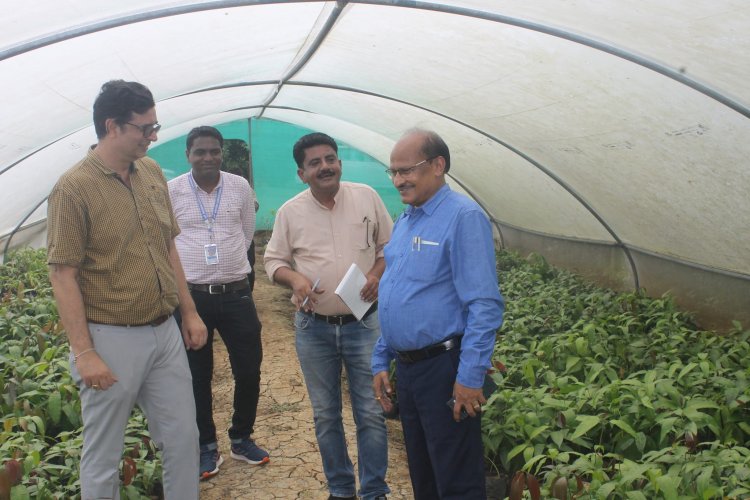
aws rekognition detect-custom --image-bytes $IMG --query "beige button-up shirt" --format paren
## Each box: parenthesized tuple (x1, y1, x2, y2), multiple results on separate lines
(264, 182, 394, 315)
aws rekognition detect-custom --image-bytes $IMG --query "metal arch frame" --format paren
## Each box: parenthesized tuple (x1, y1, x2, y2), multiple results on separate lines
(1, 196, 48, 262)
(1, 0, 747, 119)
(271, 81, 642, 288)
(3, 0, 750, 284)
(3, 98, 749, 285)
(191, 79, 640, 287)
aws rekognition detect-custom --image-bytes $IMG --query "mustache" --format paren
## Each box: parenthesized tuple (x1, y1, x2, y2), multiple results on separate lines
(317, 169, 336, 178)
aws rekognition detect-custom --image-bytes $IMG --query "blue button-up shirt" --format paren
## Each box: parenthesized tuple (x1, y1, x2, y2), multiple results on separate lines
(372, 184, 504, 388)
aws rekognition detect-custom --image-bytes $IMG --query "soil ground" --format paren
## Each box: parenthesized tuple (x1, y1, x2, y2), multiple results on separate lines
(198, 235, 413, 499)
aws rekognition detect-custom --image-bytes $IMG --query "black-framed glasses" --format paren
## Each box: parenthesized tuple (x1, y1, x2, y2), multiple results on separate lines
(125, 121, 161, 138)
(385, 157, 436, 179)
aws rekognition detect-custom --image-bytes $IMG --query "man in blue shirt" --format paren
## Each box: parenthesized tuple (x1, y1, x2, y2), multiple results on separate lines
(372, 128, 504, 499)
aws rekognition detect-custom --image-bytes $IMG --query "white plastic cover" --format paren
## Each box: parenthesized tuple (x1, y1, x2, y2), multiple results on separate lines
(1, 1, 748, 327)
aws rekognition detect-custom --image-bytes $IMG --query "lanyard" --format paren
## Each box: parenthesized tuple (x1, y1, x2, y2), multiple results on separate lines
(188, 174, 223, 234)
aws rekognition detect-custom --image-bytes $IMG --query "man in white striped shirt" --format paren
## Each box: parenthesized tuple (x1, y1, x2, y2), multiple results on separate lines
(168, 126, 268, 481)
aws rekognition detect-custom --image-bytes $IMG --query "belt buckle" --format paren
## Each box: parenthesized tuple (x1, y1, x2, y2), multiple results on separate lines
(208, 284, 225, 294)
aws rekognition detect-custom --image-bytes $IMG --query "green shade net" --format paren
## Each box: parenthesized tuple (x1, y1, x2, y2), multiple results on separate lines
(149, 118, 404, 229)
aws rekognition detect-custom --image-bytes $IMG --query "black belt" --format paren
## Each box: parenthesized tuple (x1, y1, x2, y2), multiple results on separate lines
(397, 336, 462, 364)
(188, 278, 250, 295)
(310, 304, 377, 326)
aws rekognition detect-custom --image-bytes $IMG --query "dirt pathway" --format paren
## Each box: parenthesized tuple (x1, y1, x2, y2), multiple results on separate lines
(198, 237, 413, 499)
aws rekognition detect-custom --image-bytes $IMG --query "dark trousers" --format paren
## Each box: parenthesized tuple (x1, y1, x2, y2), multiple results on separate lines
(175, 287, 263, 445)
(396, 348, 486, 500)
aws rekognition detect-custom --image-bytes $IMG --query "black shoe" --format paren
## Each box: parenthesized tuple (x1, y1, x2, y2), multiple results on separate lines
(327, 496, 356, 500)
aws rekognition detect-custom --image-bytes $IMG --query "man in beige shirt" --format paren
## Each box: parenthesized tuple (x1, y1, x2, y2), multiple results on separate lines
(264, 132, 393, 500)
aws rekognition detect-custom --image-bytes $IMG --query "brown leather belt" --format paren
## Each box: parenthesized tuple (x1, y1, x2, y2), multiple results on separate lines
(396, 336, 462, 364)
(310, 304, 377, 326)
(188, 278, 250, 295)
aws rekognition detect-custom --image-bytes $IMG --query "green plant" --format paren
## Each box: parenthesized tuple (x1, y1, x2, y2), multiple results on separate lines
(1, 249, 163, 499)
(483, 249, 750, 498)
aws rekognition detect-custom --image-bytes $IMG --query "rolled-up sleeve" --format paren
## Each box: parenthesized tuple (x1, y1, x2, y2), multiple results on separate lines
(263, 205, 293, 283)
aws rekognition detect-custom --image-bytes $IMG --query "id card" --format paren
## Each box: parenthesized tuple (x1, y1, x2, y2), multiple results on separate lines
(204, 243, 219, 265)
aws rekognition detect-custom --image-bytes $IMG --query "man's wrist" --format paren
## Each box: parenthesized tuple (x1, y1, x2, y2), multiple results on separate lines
(74, 347, 96, 363)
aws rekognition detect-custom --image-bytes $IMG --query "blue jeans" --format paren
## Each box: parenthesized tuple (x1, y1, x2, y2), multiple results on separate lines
(294, 310, 390, 500)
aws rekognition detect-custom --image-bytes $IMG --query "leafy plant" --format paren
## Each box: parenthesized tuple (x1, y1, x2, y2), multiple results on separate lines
(484, 250, 750, 498)
(1, 249, 163, 499)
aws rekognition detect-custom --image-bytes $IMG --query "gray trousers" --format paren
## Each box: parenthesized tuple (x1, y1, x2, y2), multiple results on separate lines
(71, 318, 199, 500)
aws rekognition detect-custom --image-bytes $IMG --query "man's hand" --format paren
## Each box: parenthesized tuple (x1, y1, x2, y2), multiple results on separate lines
(76, 352, 118, 391)
(451, 381, 485, 421)
(372, 370, 394, 413)
(360, 273, 379, 303)
(291, 275, 324, 313)
(181, 312, 208, 350)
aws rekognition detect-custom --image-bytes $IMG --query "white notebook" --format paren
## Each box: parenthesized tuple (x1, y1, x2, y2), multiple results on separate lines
(334, 263, 372, 320)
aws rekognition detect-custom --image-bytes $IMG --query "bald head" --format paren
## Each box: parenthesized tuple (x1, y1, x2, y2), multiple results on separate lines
(389, 128, 450, 207)
(398, 128, 451, 173)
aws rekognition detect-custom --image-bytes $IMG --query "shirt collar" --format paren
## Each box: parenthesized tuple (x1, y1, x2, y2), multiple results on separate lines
(307, 182, 343, 210)
(87, 146, 137, 176)
(190, 170, 224, 194)
(405, 183, 451, 217)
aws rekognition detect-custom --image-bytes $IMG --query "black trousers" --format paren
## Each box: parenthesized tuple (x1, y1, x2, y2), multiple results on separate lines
(175, 287, 263, 445)
(396, 347, 486, 499)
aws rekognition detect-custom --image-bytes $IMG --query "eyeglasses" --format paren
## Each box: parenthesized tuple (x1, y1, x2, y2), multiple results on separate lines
(125, 121, 161, 138)
(385, 157, 436, 179)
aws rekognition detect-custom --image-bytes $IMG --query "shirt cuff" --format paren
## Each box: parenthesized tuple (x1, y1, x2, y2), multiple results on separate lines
(456, 364, 486, 389)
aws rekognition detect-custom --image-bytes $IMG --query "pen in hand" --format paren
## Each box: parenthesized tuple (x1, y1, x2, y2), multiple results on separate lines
(301, 278, 321, 308)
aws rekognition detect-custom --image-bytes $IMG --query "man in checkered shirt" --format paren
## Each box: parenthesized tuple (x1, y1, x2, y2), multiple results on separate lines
(168, 126, 268, 481)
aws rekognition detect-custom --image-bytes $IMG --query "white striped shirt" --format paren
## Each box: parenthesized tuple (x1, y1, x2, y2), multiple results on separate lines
(169, 171, 255, 284)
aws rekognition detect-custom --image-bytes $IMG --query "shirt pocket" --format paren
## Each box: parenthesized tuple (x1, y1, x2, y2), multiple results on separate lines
(349, 221, 375, 251)
(148, 193, 173, 240)
(404, 243, 442, 282)
(149, 193, 172, 225)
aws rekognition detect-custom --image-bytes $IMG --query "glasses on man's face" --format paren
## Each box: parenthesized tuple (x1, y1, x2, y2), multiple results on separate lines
(125, 121, 161, 138)
(385, 157, 436, 179)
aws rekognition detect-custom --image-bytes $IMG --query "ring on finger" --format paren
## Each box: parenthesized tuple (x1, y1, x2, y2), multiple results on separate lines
(92, 384, 100, 389)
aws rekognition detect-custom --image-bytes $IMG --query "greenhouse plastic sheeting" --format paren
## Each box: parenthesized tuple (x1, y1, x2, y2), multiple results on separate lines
(0, 1, 748, 329)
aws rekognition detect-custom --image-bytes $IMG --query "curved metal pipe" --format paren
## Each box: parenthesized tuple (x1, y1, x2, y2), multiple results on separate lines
(355, 0, 750, 120)
(278, 81, 642, 288)
(1, 78, 641, 287)
(2, 0, 747, 120)
(259, 1, 347, 116)
(2, 196, 48, 262)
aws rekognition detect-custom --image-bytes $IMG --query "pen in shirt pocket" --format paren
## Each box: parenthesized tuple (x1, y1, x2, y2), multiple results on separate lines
(411, 236, 439, 251)
(363, 216, 371, 248)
